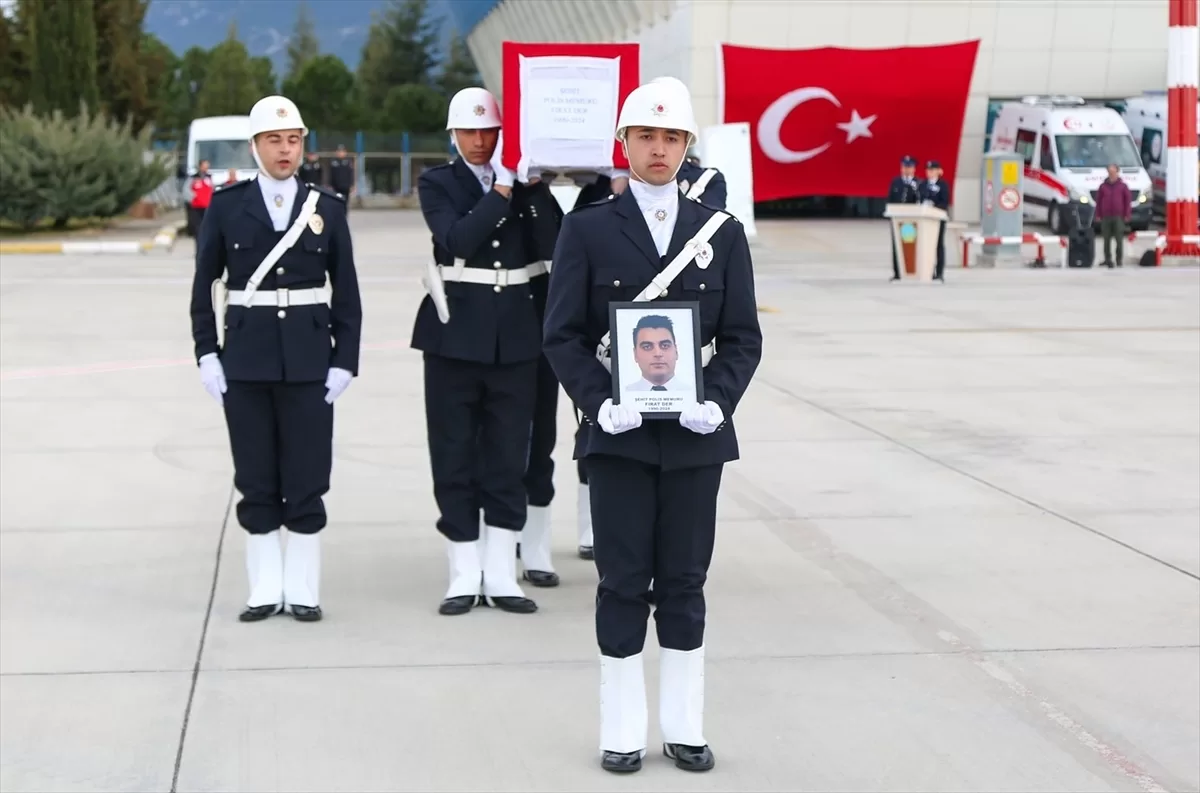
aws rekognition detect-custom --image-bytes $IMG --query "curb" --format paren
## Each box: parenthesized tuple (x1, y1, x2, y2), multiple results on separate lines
(0, 222, 180, 256)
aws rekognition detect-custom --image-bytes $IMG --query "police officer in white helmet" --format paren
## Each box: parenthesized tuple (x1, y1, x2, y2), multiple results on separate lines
(189, 95, 362, 623)
(542, 81, 763, 774)
(647, 76, 728, 210)
(412, 86, 561, 616)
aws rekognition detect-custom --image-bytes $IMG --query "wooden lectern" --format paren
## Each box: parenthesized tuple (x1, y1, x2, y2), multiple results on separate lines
(884, 203, 950, 282)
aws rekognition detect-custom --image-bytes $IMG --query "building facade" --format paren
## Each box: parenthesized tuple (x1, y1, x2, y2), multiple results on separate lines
(460, 0, 1173, 222)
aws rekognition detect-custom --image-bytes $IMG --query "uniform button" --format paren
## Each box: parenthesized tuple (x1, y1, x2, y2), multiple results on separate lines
(493, 285, 501, 293)
(493, 261, 502, 269)
(518, 212, 524, 218)
(276, 267, 284, 275)
(277, 310, 286, 318)
(316, 247, 322, 253)
(233, 243, 240, 249)
(699, 283, 706, 291)
(613, 279, 621, 286)
(492, 240, 500, 248)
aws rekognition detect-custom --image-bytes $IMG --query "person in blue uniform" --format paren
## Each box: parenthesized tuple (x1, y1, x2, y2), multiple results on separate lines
(543, 81, 763, 774)
(887, 155, 921, 281)
(564, 76, 727, 562)
(414, 86, 561, 616)
(919, 160, 950, 282)
(190, 95, 362, 623)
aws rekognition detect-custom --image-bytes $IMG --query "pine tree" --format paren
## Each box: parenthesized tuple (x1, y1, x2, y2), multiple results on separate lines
(93, 0, 152, 132)
(285, 1, 319, 83)
(195, 23, 260, 117)
(27, 0, 100, 117)
(0, 5, 30, 108)
(438, 33, 479, 98)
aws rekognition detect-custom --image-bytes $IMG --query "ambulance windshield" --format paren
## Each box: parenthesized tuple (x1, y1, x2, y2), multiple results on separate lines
(196, 139, 256, 171)
(1055, 134, 1142, 169)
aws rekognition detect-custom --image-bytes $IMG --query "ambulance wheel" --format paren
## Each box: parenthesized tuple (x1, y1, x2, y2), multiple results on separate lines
(1047, 204, 1064, 235)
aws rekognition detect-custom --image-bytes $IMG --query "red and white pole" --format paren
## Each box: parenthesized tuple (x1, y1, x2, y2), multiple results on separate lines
(1165, 0, 1199, 258)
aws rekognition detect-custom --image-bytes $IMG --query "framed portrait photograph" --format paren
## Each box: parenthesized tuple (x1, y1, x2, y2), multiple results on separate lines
(609, 301, 703, 419)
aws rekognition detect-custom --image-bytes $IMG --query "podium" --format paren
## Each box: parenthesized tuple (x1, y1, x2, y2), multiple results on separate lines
(884, 203, 949, 281)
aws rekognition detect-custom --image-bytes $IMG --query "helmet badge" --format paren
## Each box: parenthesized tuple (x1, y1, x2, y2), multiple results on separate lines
(472, 104, 486, 116)
(652, 103, 666, 115)
(276, 107, 288, 118)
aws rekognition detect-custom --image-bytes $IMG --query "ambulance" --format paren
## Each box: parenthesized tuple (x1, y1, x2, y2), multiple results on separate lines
(179, 115, 258, 185)
(1119, 92, 1200, 220)
(988, 96, 1153, 233)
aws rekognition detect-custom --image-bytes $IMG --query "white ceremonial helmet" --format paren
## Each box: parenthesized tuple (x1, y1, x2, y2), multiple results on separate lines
(249, 95, 308, 138)
(447, 86, 502, 130)
(649, 75, 691, 99)
(615, 82, 698, 146)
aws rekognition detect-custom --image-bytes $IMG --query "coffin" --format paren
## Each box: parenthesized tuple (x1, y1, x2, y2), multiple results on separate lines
(500, 41, 640, 176)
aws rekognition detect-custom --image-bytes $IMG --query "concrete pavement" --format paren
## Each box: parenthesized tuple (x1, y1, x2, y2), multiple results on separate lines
(1, 210, 1197, 793)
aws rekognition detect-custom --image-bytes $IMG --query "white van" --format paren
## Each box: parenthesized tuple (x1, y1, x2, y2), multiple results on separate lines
(989, 96, 1153, 232)
(179, 115, 258, 185)
(1120, 92, 1200, 220)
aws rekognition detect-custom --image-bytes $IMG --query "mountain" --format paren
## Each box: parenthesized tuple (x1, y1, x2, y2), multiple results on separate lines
(144, 0, 496, 73)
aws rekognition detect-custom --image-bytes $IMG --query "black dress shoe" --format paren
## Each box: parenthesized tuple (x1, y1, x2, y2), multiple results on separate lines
(601, 750, 642, 773)
(238, 604, 281, 622)
(438, 595, 478, 616)
(522, 569, 560, 588)
(663, 743, 715, 772)
(290, 605, 322, 622)
(486, 595, 537, 613)
(578, 545, 594, 560)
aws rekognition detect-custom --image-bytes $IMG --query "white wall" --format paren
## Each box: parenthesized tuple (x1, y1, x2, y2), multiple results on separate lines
(469, 0, 1171, 223)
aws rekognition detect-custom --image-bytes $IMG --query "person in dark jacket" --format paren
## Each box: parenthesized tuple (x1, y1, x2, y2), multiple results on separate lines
(887, 155, 920, 280)
(918, 160, 950, 281)
(1095, 164, 1132, 267)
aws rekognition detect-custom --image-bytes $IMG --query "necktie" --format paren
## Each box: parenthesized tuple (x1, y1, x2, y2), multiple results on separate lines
(651, 385, 667, 391)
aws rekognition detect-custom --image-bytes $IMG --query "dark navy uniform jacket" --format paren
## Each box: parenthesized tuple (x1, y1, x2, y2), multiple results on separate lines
(189, 178, 363, 383)
(543, 189, 763, 471)
(412, 158, 561, 365)
(918, 178, 950, 211)
(574, 166, 728, 211)
(888, 176, 920, 204)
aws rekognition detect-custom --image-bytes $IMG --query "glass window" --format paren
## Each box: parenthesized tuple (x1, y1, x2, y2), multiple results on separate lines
(195, 139, 255, 171)
(1039, 134, 1056, 171)
(1054, 134, 1142, 169)
(1014, 129, 1037, 165)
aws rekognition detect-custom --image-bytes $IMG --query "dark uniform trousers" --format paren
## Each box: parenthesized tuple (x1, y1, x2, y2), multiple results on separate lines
(414, 158, 560, 541)
(919, 178, 951, 279)
(189, 178, 362, 537)
(543, 190, 762, 657)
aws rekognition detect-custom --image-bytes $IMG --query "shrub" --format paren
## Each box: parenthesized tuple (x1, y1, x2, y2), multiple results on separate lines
(0, 102, 170, 230)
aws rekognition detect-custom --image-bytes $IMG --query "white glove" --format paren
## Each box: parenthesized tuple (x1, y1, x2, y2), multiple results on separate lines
(596, 398, 642, 435)
(324, 367, 353, 404)
(679, 401, 724, 435)
(198, 353, 227, 406)
(490, 133, 514, 188)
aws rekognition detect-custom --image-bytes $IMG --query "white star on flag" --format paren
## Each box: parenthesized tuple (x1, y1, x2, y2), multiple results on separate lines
(837, 110, 877, 144)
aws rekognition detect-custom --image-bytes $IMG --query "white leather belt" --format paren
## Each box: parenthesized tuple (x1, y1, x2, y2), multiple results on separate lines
(227, 288, 329, 307)
(441, 260, 548, 288)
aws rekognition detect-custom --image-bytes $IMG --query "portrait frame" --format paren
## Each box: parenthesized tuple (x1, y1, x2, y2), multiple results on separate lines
(609, 301, 704, 420)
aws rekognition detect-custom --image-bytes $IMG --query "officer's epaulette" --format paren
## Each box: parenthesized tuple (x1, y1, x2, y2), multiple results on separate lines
(693, 201, 741, 224)
(306, 184, 347, 202)
(213, 178, 252, 194)
(568, 196, 615, 215)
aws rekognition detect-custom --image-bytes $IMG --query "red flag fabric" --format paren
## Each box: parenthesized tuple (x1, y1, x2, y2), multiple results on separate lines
(720, 41, 980, 202)
(500, 41, 640, 172)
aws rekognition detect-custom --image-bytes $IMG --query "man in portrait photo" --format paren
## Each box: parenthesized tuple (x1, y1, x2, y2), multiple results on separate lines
(625, 314, 688, 392)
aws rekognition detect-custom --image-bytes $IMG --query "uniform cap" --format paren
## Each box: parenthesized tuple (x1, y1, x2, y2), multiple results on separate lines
(249, 95, 307, 138)
(900, 155, 916, 166)
(447, 87, 501, 130)
(926, 159, 941, 168)
(616, 82, 698, 144)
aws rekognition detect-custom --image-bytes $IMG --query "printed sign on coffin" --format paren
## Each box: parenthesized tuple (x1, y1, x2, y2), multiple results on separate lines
(501, 42, 640, 174)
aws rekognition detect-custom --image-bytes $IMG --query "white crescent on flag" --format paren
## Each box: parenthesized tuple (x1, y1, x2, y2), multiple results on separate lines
(757, 86, 877, 164)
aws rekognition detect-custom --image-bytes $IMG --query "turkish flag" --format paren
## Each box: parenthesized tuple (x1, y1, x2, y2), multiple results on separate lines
(720, 41, 980, 202)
